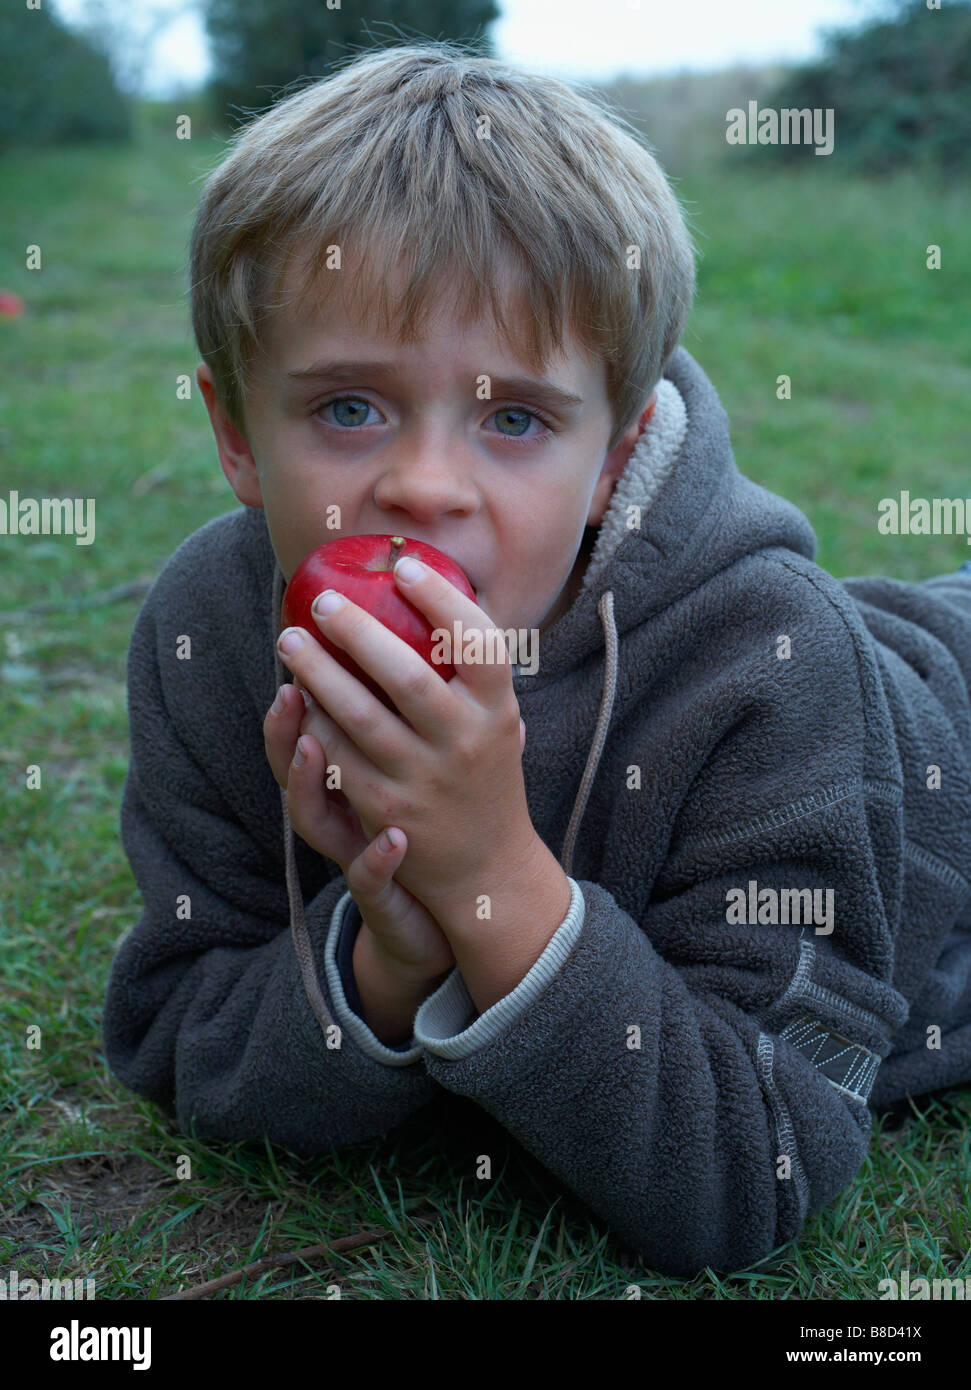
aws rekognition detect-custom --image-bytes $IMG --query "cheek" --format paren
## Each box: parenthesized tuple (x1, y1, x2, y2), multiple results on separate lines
(264, 463, 344, 575)
(265, 512, 321, 588)
(512, 513, 576, 582)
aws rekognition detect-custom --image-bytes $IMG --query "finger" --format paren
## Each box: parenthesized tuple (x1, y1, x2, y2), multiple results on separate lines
(263, 683, 305, 788)
(285, 732, 364, 869)
(390, 556, 512, 695)
(345, 827, 407, 906)
(520, 717, 526, 753)
(277, 621, 421, 772)
(305, 594, 449, 738)
(297, 700, 360, 816)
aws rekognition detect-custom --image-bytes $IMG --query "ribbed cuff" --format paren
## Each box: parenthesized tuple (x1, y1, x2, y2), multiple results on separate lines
(336, 896, 367, 1019)
(413, 878, 585, 1059)
(323, 893, 424, 1065)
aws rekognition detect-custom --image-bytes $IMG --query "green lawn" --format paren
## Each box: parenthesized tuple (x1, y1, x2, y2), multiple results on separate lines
(1, 127, 969, 1300)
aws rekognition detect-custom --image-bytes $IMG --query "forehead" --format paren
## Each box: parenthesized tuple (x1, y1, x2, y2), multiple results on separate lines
(265, 241, 604, 390)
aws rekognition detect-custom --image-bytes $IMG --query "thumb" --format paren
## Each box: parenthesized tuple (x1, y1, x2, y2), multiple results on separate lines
(519, 717, 526, 753)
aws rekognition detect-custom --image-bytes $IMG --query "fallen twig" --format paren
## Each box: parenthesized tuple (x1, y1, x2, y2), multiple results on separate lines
(161, 1227, 392, 1300)
(0, 579, 154, 622)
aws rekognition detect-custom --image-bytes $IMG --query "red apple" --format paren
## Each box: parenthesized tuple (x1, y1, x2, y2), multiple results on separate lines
(281, 534, 476, 707)
(0, 291, 25, 319)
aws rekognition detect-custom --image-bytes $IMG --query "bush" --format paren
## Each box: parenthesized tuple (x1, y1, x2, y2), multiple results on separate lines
(0, 5, 132, 150)
(756, 0, 971, 173)
(200, 1, 500, 133)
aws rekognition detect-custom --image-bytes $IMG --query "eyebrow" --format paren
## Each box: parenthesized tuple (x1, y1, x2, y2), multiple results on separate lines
(285, 360, 584, 412)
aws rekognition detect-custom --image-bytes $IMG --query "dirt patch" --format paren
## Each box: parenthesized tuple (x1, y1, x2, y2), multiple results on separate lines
(1, 1144, 364, 1298)
(1, 1151, 167, 1257)
(828, 396, 874, 422)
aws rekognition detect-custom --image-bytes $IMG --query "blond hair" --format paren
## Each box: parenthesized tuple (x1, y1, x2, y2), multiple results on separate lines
(189, 41, 696, 451)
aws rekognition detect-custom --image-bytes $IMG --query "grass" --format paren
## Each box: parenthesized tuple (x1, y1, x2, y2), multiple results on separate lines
(1, 122, 970, 1300)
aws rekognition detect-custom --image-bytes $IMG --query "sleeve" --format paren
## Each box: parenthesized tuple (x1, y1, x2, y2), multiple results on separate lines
(418, 865, 907, 1279)
(841, 566, 971, 722)
(409, 578, 918, 1277)
(333, 899, 419, 1057)
(101, 588, 439, 1158)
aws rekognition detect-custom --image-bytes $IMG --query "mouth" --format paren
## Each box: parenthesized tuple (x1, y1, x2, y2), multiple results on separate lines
(450, 559, 480, 594)
(399, 537, 479, 593)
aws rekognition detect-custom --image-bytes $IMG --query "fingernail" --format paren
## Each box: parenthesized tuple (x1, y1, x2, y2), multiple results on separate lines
(394, 556, 423, 582)
(278, 627, 305, 654)
(313, 589, 344, 616)
(270, 685, 286, 715)
(380, 828, 402, 851)
(293, 736, 309, 767)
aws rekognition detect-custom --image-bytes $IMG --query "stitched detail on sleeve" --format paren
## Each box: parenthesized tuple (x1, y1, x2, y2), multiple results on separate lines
(677, 777, 901, 854)
(766, 937, 893, 1036)
(779, 1016, 881, 1104)
(904, 837, 970, 894)
(756, 1033, 810, 1225)
(761, 939, 894, 1105)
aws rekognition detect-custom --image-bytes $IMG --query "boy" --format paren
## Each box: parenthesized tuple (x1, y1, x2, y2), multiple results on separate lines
(102, 42, 971, 1278)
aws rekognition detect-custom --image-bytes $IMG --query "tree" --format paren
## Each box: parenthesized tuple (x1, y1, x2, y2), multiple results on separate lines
(0, 3, 132, 149)
(202, 0, 501, 131)
(759, 0, 971, 173)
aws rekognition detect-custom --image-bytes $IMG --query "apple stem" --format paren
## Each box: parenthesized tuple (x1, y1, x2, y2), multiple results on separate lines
(388, 536, 407, 569)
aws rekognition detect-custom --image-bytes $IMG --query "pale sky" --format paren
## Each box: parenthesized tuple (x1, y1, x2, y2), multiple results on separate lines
(52, 0, 884, 97)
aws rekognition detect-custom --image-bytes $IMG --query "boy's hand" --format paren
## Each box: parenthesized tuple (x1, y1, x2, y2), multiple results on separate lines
(263, 681, 455, 980)
(274, 557, 537, 925)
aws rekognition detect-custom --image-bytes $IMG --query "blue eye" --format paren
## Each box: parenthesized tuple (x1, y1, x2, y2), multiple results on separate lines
(318, 396, 377, 427)
(492, 407, 532, 437)
(313, 395, 554, 444)
(488, 405, 555, 444)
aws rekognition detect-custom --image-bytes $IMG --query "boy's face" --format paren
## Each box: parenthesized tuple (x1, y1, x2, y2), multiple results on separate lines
(197, 252, 655, 638)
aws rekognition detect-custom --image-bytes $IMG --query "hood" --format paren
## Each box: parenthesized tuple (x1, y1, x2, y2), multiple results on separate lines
(269, 345, 819, 1033)
(530, 346, 818, 683)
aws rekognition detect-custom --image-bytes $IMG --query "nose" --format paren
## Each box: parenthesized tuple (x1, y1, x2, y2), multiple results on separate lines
(373, 430, 479, 523)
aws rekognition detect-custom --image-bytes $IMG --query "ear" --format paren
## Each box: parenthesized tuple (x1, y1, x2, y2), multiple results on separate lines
(196, 364, 264, 508)
(587, 390, 657, 527)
